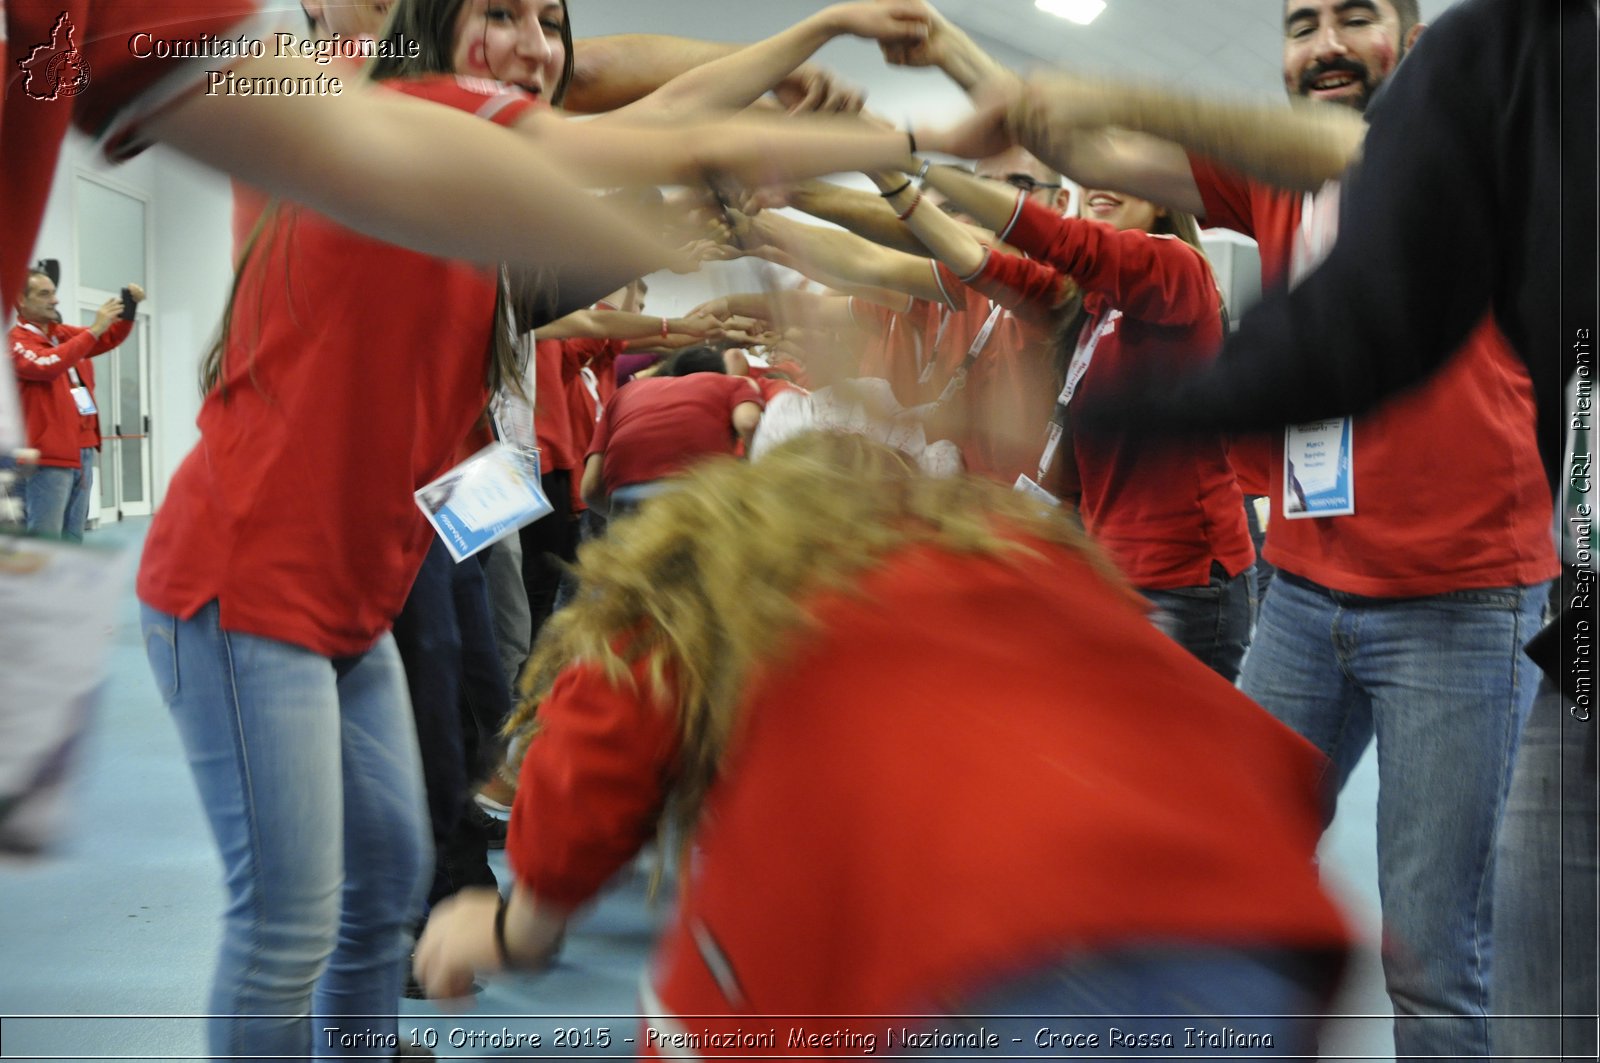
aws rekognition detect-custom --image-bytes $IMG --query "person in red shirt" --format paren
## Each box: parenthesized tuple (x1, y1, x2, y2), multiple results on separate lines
(917, 2, 1559, 1054)
(581, 348, 763, 514)
(878, 160, 1254, 681)
(8, 270, 139, 541)
(415, 434, 1349, 1051)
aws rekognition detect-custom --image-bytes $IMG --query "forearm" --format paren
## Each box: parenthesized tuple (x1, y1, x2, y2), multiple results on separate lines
(1019, 76, 1363, 198)
(613, 11, 841, 119)
(565, 35, 740, 115)
(757, 215, 943, 303)
(917, 164, 1025, 235)
(787, 180, 931, 256)
(932, 14, 1018, 94)
(500, 885, 569, 969)
(10, 332, 96, 382)
(1111, 92, 1361, 192)
(149, 58, 672, 281)
(530, 110, 917, 193)
(871, 172, 987, 277)
(536, 310, 704, 342)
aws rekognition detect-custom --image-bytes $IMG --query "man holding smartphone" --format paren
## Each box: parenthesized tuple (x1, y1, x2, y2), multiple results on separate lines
(8, 268, 143, 541)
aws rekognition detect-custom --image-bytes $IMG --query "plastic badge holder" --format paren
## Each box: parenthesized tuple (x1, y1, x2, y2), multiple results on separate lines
(415, 442, 552, 562)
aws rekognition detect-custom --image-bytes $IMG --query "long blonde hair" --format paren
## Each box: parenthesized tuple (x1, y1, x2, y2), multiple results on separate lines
(507, 432, 1127, 869)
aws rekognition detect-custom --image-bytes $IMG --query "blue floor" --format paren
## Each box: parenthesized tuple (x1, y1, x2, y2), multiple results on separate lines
(0, 519, 1395, 1061)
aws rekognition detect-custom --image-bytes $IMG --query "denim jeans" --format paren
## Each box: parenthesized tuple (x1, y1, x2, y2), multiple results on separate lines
(392, 538, 509, 908)
(142, 602, 432, 1061)
(62, 447, 95, 542)
(1240, 573, 1547, 1062)
(918, 946, 1341, 1060)
(1142, 562, 1253, 683)
(1491, 673, 1598, 1061)
(21, 464, 75, 538)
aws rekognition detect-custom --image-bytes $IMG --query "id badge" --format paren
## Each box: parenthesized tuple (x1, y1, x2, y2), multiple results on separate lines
(1283, 418, 1354, 518)
(415, 442, 552, 562)
(1013, 474, 1060, 508)
(69, 386, 97, 416)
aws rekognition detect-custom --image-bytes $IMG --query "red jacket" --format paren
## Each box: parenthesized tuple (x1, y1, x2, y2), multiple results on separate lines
(9, 319, 131, 467)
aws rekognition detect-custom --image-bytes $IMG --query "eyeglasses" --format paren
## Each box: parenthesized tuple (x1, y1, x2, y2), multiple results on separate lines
(1001, 173, 1063, 194)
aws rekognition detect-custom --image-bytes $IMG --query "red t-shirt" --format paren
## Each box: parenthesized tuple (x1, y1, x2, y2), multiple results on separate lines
(588, 374, 761, 492)
(968, 203, 1254, 588)
(2, 2, 262, 308)
(1190, 155, 1557, 596)
(508, 539, 1348, 1038)
(138, 76, 535, 656)
(532, 338, 582, 473)
(847, 295, 944, 408)
(9, 320, 131, 466)
(563, 336, 623, 510)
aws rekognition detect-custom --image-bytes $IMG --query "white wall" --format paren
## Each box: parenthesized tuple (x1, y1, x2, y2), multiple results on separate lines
(29, 135, 235, 509)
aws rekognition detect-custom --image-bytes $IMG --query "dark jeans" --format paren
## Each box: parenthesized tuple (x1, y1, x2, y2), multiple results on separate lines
(1142, 561, 1253, 683)
(518, 468, 578, 649)
(1491, 669, 1598, 1061)
(392, 538, 510, 908)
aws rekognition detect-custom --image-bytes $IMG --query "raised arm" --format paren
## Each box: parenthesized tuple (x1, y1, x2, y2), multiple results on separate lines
(515, 106, 947, 194)
(147, 56, 673, 283)
(568, 35, 856, 115)
(696, 291, 859, 333)
(867, 172, 987, 277)
(746, 212, 948, 306)
(878, 0, 1019, 96)
(912, 164, 1029, 237)
(611, 3, 929, 120)
(1011, 74, 1366, 201)
(535, 309, 718, 343)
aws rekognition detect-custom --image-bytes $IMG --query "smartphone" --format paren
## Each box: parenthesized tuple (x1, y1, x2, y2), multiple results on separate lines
(119, 287, 137, 321)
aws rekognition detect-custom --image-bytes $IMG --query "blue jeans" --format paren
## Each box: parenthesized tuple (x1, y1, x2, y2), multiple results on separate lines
(1491, 673, 1598, 1060)
(63, 447, 95, 542)
(21, 464, 76, 538)
(917, 946, 1340, 1060)
(1240, 573, 1547, 1061)
(1142, 562, 1253, 683)
(142, 602, 432, 1061)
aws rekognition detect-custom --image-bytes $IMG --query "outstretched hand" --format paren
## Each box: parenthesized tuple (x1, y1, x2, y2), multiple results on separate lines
(874, 0, 948, 67)
(916, 78, 1020, 159)
(828, 0, 932, 46)
(775, 65, 866, 115)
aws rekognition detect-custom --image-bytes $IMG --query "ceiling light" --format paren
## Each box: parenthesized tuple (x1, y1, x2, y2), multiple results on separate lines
(1035, 0, 1107, 25)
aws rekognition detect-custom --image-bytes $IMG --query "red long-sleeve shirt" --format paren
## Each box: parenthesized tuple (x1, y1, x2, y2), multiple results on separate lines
(9, 319, 131, 467)
(962, 200, 1254, 589)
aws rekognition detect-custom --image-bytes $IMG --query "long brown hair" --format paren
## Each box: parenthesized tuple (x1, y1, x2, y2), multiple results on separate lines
(506, 432, 1128, 875)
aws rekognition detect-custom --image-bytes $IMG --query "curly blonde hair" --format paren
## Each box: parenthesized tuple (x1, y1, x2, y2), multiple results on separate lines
(507, 432, 1128, 866)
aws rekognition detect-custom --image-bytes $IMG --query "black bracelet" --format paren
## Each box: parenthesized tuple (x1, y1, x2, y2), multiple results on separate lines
(906, 128, 918, 155)
(878, 179, 913, 199)
(493, 893, 514, 968)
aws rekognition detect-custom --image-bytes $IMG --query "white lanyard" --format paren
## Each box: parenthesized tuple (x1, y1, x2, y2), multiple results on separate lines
(931, 303, 1005, 405)
(1035, 309, 1121, 483)
(916, 309, 956, 385)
